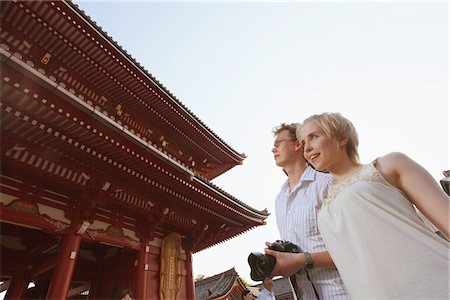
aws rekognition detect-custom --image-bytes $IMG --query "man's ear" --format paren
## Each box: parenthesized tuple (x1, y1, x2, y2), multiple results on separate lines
(294, 140, 303, 151)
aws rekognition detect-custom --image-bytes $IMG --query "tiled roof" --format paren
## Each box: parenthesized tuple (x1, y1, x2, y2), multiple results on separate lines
(195, 268, 243, 300)
(252, 277, 293, 298)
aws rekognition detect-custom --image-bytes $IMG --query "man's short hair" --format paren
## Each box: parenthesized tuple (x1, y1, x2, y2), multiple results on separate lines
(272, 123, 299, 140)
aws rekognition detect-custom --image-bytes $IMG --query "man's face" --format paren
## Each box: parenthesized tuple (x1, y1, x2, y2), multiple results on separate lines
(272, 129, 299, 168)
(263, 278, 273, 290)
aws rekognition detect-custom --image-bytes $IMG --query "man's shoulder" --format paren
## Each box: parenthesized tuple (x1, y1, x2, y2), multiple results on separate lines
(307, 167, 333, 183)
(278, 178, 290, 191)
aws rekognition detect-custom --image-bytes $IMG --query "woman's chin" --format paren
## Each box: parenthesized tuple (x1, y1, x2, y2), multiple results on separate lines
(311, 163, 327, 172)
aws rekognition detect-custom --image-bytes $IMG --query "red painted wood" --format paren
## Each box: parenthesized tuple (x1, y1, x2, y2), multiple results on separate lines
(4, 273, 28, 300)
(134, 238, 149, 300)
(185, 250, 195, 300)
(46, 227, 81, 299)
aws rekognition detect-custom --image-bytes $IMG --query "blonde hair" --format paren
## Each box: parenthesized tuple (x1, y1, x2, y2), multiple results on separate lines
(299, 113, 360, 163)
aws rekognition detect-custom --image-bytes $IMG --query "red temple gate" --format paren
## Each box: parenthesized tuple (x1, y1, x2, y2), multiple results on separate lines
(0, 1, 268, 299)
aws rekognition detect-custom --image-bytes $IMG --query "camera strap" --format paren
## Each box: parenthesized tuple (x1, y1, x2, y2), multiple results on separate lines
(290, 271, 320, 300)
(289, 275, 302, 300)
(305, 270, 320, 300)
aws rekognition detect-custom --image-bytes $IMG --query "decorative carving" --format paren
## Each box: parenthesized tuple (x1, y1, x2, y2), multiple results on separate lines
(116, 104, 123, 116)
(8, 200, 38, 215)
(106, 224, 125, 238)
(78, 178, 109, 221)
(41, 52, 51, 65)
(191, 224, 207, 250)
(86, 228, 140, 249)
(6, 200, 69, 232)
(136, 208, 166, 245)
(160, 232, 184, 300)
(44, 217, 69, 232)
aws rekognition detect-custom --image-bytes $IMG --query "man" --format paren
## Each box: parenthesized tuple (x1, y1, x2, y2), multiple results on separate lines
(267, 123, 349, 299)
(256, 278, 276, 300)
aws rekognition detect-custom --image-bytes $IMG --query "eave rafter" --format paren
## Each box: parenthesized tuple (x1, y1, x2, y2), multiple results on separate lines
(0, 0, 269, 251)
(0, 61, 267, 251)
(0, 0, 245, 180)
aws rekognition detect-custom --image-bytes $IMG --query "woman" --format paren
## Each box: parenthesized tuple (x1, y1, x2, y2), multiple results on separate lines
(267, 112, 449, 299)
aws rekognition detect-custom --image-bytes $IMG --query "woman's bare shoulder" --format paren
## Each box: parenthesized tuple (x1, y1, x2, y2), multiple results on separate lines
(376, 152, 411, 168)
(374, 152, 414, 186)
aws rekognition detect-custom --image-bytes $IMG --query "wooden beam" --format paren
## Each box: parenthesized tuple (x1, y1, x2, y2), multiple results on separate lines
(30, 256, 58, 278)
(67, 282, 90, 298)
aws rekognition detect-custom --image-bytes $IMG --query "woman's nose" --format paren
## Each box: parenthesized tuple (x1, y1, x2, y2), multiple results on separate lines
(304, 142, 312, 152)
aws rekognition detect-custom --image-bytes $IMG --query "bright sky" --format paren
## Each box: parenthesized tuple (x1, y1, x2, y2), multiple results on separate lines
(74, 0, 448, 285)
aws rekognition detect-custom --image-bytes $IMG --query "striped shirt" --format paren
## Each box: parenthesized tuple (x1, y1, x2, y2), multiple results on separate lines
(275, 166, 349, 300)
(256, 288, 276, 300)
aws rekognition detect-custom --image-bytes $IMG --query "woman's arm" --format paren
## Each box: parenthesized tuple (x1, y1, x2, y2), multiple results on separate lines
(376, 152, 450, 238)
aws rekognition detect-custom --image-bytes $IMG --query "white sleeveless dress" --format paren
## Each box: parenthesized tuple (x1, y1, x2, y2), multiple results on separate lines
(318, 162, 449, 299)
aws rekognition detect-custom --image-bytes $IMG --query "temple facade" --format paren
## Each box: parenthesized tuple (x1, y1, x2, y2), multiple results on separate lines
(0, 1, 269, 299)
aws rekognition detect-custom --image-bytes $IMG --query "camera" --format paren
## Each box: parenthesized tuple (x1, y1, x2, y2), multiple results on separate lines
(247, 240, 301, 281)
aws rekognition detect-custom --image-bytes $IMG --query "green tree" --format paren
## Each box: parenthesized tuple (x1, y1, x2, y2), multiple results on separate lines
(195, 274, 206, 282)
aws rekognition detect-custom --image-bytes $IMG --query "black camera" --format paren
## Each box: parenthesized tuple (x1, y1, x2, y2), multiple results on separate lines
(248, 240, 301, 281)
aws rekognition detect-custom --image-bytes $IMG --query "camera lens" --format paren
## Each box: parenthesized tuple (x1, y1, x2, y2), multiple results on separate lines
(247, 252, 276, 281)
(247, 241, 301, 282)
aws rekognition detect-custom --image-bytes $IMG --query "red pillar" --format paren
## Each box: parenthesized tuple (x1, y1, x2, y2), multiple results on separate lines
(134, 238, 149, 300)
(46, 228, 81, 299)
(5, 273, 28, 300)
(185, 249, 195, 300)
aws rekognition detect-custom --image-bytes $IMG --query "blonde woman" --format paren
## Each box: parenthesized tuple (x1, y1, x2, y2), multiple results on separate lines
(266, 112, 449, 299)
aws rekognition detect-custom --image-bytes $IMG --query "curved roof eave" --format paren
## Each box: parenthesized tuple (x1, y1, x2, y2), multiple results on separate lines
(192, 175, 270, 217)
(194, 225, 262, 253)
(65, 0, 246, 163)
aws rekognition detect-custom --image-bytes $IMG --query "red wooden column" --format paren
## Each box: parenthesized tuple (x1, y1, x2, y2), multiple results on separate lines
(135, 211, 165, 299)
(49, 179, 103, 299)
(46, 222, 82, 299)
(185, 248, 195, 300)
(5, 273, 28, 300)
(134, 236, 150, 300)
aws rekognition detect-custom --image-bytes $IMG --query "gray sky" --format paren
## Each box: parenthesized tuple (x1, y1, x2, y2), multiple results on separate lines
(74, 0, 448, 284)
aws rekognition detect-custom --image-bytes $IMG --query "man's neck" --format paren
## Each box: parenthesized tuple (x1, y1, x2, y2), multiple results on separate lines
(283, 162, 308, 190)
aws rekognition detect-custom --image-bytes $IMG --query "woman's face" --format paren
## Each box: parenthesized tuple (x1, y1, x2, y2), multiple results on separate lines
(299, 120, 340, 172)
